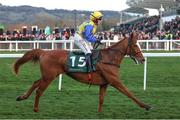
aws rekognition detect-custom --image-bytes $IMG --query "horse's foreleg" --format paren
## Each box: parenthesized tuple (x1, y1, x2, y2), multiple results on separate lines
(34, 79, 52, 112)
(98, 84, 108, 112)
(16, 79, 41, 101)
(101, 68, 151, 111)
(110, 79, 151, 110)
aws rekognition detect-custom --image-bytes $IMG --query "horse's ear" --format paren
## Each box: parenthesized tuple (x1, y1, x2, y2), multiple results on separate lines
(131, 32, 137, 43)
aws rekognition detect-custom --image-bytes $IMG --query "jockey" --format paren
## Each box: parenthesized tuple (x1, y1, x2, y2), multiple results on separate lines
(74, 11, 103, 72)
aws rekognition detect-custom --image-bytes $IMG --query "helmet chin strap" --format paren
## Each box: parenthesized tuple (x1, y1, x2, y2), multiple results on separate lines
(93, 19, 98, 25)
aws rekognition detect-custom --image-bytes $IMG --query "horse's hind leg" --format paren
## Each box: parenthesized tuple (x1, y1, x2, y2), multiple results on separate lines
(33, 78, 53, 112)
(98, 84, 108, 112)
(16, 79, 41, 101)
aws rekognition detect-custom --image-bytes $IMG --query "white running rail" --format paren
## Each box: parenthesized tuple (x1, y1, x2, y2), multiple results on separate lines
(1, 39, 180, 51)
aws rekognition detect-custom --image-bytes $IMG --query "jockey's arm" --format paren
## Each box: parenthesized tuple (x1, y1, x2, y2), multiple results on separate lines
(84, 25, 97, 42)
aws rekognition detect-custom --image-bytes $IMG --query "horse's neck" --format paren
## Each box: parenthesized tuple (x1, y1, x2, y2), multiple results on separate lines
(109, 38, 128, 54)
(101, 39, 128, 65)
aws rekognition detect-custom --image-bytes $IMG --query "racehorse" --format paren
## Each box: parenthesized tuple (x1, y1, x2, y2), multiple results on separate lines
(14, 32, 151, 112)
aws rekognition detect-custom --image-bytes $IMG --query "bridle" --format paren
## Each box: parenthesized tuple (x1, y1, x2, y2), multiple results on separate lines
(126, 37, 142, 63)
(94, 36, 143, 67)
(95, 37, 142, 59)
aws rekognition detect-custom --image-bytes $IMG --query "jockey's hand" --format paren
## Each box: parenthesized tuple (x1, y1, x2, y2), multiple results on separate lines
(96, 39, 103, 44)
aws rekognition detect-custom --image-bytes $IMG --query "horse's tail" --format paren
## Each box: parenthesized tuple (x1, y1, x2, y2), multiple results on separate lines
(13, 49, 44, 74)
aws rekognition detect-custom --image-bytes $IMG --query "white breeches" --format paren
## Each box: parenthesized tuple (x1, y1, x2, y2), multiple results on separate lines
(74, 33, 93, 55)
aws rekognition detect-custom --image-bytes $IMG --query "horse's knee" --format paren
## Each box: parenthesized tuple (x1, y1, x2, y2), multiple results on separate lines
(99, 98, 104, 105)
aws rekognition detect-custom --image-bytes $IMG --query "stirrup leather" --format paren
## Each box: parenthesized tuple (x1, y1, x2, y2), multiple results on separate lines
(85, 53, 93, 72)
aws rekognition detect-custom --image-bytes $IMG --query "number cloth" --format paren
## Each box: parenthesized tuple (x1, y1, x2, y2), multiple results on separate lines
(67, 51, 100, 72)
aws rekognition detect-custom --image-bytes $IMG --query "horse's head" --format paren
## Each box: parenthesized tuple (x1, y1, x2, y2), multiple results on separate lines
(126, 32, 145, 64)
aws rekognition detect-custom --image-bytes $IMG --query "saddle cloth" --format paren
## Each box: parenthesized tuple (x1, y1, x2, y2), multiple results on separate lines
(67, 50, 101, 72)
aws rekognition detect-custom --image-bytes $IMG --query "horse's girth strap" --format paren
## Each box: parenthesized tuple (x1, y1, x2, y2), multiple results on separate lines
(99, 62, 120, 68)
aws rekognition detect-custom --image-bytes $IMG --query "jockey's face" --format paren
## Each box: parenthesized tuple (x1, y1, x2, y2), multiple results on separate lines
(97, 18, 103, 25)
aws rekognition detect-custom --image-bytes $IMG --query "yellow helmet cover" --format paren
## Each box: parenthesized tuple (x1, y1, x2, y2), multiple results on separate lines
(90, 11, 103, 21)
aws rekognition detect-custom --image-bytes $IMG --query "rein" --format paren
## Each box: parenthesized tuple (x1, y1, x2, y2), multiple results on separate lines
(94, 37, 141, 67)
(93, 41, 126, 55)
(94, 37, 131, 56)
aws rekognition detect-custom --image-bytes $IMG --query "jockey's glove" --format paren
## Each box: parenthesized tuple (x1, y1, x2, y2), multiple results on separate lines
(96, 39, 103, 44)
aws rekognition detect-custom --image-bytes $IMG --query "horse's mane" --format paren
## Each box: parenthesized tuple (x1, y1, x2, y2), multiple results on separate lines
(102, 37, 128, 51)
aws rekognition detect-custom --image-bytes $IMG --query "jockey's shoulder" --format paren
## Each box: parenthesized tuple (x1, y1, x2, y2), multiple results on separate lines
(82, 21, 94, 26)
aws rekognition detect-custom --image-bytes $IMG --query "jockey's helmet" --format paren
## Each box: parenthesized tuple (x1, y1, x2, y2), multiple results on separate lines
(90, 11, 103, 22)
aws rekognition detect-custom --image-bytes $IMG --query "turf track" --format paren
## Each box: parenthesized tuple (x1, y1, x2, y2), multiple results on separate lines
(0, 57, 180, 119)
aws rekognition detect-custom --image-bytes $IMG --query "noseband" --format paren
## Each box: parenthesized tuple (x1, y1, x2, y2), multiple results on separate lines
(108, 36, 141, 58)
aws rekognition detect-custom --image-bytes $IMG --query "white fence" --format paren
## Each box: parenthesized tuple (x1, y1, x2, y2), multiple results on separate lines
(1, 53, 180, 91)
(1, 39, 180, 51)
(138, 40, 180, 51)
(143, 53, 180, 90)
(0, 53, 62, 91)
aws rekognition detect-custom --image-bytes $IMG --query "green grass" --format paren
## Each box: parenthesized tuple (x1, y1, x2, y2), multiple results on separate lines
(0, 57, 180, 119)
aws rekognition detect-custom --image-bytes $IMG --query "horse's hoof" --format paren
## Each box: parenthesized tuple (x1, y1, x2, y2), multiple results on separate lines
(98, 109, 102, 112)
(16, 96, 22, 101)
(34, 108, 39, 112)
(145, 105, 152, 111)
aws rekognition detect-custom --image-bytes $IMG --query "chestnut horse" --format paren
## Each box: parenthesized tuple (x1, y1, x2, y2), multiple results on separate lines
(14, 32, 151, 112)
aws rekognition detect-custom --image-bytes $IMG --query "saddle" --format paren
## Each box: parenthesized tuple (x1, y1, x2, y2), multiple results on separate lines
(67, 50, 101, 72)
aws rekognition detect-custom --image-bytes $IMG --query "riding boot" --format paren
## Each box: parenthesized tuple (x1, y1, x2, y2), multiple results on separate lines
(91, 54, 96, 71)
(85, 53, 93, 72)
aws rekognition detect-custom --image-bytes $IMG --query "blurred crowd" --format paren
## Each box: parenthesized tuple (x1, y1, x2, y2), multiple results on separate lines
(97, 16, 180, 40)
(0, 28, 63, 41)
(0, 16, 179, 41)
